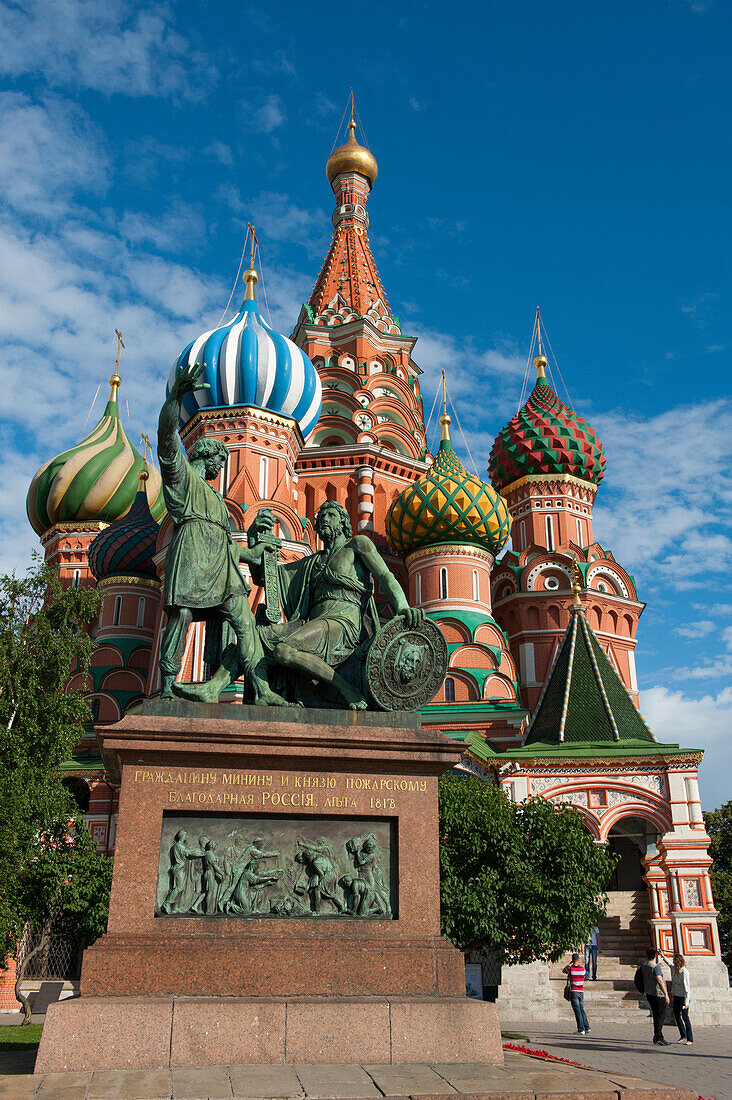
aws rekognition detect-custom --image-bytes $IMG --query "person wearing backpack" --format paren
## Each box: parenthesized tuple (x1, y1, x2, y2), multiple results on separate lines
(638, 947, 670, 1045)
(563, 952, 591, 1035)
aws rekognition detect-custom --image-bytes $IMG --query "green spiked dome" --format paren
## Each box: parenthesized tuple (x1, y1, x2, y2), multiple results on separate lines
(489, 355, 606, 492)
(26, 373, 164, 537)
(387, 413, 512, 559)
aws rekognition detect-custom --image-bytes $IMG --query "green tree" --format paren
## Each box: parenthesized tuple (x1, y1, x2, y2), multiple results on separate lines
(704, 800, 732, 969)
(0, 558, 112, 1021)
(439, 774, 617, 963)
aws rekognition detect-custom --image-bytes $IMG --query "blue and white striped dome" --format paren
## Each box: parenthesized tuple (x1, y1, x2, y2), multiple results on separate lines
(169, 297, 322, 438)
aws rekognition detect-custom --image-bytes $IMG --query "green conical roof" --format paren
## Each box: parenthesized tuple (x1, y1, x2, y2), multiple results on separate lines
(524, 602, 656, 747)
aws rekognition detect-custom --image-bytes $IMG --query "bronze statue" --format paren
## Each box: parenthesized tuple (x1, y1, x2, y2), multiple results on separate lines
(247, 503, 425, 709)
(157, 363, 292, 706)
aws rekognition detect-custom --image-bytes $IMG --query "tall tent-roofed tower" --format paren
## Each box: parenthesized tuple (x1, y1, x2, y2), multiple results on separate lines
(489, 315, 645, 710)
(291, 103, 429, 564)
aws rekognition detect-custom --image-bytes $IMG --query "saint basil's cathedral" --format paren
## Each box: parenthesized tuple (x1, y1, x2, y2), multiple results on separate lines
(13, 111, 731, 1023)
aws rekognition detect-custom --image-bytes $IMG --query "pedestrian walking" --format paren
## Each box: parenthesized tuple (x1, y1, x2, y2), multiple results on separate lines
(640, 947, 670, 1046)
(563, 952, 591, 1035)
(585, 925, 599, 980)
(660, 952, 694, 1045)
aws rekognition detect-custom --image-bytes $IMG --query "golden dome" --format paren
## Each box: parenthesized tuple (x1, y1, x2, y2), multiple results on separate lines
(326, 120, 378, 187)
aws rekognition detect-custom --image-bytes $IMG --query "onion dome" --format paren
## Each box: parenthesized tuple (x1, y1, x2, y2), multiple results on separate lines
(169, 268, 322, 438)
(387, 412, 512, 559)
(489, 354, 606, 491)
(326, 118, 378, 187)
(27, 371, 164, 537)
(88, 462, 160, 581)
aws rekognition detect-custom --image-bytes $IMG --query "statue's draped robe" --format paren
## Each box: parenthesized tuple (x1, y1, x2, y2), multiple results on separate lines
(258, 544, 372, 669)
(158, 440, 247, 611)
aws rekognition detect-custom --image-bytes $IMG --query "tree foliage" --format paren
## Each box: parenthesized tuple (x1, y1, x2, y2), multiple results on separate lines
(0, 558, 111, 1020)
(704, 800, 732, 969)
(439, 774, 617, 964)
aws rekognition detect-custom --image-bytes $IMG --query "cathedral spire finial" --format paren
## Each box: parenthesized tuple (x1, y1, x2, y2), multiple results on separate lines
(571, 557, 584, 610)
(439, 369, 452, 443)
(243, 222, 259, 301)
(534, 307, 548, 382)
(109, 328, 125, 401)
(139, 433, 150, 483)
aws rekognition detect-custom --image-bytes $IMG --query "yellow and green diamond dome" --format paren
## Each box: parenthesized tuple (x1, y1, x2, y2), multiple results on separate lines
(387, 414, 512, 559)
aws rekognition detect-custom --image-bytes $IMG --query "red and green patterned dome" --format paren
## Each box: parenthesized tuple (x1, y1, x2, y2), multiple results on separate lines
(387, 415, 512, 559)
(88, 476, 160, 582)
(489, 358, 606, 491)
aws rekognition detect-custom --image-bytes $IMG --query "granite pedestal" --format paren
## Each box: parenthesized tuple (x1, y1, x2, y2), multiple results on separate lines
(36, 702, 501, 1072)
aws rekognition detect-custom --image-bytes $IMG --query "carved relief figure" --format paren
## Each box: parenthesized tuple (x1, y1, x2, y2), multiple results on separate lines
(160, 830, 205, 914)
(346, 832, 392, 916)
(393, 640, 426, 685)
(293, 836, 345, 914)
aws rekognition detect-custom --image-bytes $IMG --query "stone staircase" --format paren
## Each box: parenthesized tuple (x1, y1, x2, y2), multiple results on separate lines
(550, 890, 658, 1023)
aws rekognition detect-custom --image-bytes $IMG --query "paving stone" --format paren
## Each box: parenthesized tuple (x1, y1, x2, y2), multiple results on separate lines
(228, 1065, 303, 1098)
(293, 1064, 380, 1097)
(88, 1067, 172, 1098)
(171, 1065, 232, 1099)
(0, 1073, 40, 1098)
(365, 1066, 457, 1096)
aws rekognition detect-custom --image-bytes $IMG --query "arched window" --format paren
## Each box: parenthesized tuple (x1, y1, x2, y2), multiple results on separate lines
(136, 597, 146, 628)
(472, 569, 479, 602)
(72, 568, 81, 587)
(223, 453, 232, 495)
(439, 568, 448, 600)
(444, 677, 455, 703)
(258, 455, 269, 499)
(545, 514, 555, 551)
(90, 698, 101, 723)
(576, 517, 583, 546)
(113, 595, 122, 627)
(415, 572, 422, 605)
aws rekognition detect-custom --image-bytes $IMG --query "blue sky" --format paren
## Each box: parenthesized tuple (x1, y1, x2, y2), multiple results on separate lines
(0, 0, 730, 805)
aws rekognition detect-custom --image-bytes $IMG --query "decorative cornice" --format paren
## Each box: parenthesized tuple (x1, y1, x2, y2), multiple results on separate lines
(96, 576, 160, 591)
(501, 472, 599, 496)
(405, 543, 495, 567)
(41, 521, 109, 544)
(180, 405, 302, 444)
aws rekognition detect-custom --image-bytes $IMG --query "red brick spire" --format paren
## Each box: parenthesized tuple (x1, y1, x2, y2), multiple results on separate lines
(307, 115, 398, 334)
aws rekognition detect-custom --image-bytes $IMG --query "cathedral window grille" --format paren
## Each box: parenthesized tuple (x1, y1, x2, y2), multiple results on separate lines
(136, 597, 146, 628)
(518, 521, 526, 550)
(444, 677, 455, 703)
(258, 455, 269, 499)
(439, 568, 448, 600)
(113, 596, 122, 627)
(90, 698, 101, 723)
(545, 514, 555, 551)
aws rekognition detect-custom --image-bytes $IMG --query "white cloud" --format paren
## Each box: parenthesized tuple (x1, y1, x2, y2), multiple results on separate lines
(593, 399, 732, 591)
(0, 93, 110, 216)
(640, 684, 732, 809)
(0, 0, 215, 99)
(674, 620, 716, 639)
(119, 203, 206, 253)
(246, 95, 284, 135)
(216, 187, 328, 259)
(202, 141, 234, 167)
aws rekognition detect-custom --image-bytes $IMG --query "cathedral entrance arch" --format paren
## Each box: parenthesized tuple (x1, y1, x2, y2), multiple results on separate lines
(606, 814, 658, 892)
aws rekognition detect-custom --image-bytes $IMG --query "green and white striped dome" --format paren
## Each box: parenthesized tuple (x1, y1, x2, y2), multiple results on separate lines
(26, 376, 164, 536)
